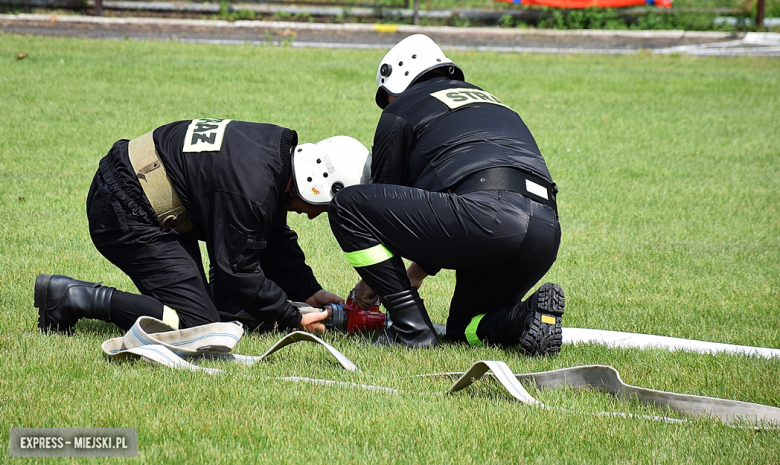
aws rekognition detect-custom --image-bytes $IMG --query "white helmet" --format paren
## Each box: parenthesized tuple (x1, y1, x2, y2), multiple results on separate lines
(375, 34, 464, 109)
(292, 136, 371, 205)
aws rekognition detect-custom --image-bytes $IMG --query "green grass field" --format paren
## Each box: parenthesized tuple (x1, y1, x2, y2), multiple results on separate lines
(1, 35, 779, 463)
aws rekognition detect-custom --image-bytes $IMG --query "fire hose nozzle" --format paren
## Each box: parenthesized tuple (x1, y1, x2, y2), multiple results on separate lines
(322, 298, 386, 333)
(324, 303, 348, 331)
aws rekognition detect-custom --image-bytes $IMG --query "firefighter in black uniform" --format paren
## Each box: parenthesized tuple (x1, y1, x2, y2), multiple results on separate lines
(328, 35, 565, 354)
(35, 119, 371, 335)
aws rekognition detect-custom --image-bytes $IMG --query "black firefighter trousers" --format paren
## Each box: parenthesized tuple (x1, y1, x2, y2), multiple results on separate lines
(87, 172, 220, 330)
(328, 184, 561, 345)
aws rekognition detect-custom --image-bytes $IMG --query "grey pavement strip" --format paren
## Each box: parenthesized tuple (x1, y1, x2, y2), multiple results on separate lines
(2, 14, 779, 56)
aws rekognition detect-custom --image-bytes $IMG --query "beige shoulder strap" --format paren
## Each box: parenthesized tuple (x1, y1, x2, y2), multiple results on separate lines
(127, 131, 192, 233)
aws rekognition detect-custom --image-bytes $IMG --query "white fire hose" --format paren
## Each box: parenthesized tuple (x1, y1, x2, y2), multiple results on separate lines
(102, 317, 780, 428)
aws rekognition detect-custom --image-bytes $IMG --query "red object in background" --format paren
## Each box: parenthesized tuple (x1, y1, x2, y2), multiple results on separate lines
(495, 0, 671, 8)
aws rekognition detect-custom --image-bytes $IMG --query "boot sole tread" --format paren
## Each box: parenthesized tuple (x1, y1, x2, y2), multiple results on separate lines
(520, 283, 565, 357)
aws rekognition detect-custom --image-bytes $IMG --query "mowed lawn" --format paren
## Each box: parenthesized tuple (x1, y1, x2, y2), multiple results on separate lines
(1, 35, 779, 463)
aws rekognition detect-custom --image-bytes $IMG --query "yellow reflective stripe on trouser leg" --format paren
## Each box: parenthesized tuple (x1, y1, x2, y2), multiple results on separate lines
(344, 244, 394, 268)
(465, 314, 486, 347)
(162, 306, 180, 329)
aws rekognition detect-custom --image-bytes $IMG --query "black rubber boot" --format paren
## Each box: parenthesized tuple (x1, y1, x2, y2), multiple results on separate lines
(375, 288, 439, 348)
(509, 282, 565, 356)
(34, 274, 114, 335)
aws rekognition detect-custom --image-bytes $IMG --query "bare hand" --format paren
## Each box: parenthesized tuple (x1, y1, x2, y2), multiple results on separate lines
(297, 306, 333, 335)
(304, 289, 345, 308)
(353, 279, 379, 310)
(407, 262, 428, 289)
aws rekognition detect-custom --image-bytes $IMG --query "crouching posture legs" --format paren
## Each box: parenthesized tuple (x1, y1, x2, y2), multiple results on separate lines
(329, 184, 564, 355)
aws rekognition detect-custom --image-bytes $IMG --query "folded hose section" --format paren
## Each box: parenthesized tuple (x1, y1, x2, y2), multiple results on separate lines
(102, 317, 780, 428)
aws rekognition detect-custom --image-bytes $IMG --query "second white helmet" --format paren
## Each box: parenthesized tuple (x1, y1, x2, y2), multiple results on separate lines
(292, 136, 371, 205)
(375, 34, 464, 109)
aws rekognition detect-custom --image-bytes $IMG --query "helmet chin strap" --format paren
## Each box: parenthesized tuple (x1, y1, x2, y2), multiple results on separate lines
(284, 177, 300, 207)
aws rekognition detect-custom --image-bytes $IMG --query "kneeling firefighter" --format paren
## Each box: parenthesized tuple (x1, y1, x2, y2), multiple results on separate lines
(328, 35, 566, 354)
(35, 119, 371, 336)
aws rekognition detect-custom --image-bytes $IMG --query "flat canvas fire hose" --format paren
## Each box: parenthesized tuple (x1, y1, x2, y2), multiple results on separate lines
(101, 317, 357, 373)
(562, 328, 780, 360)
(102, 317, 780, 427)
